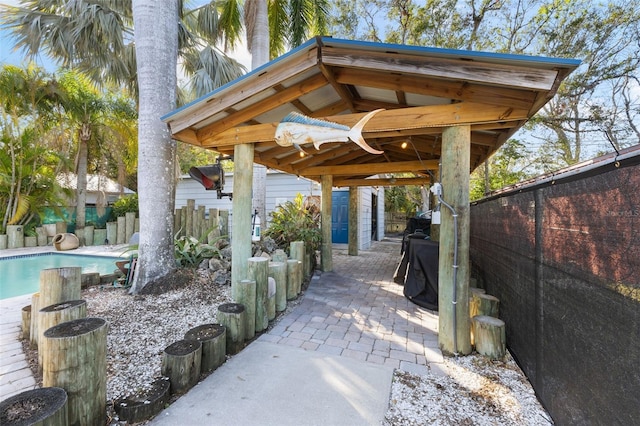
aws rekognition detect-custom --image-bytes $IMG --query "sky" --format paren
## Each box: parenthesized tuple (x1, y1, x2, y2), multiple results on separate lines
(0, 0, 253, 72)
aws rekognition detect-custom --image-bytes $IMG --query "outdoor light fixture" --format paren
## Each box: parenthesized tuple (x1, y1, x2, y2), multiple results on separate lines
(189, 156, 232, 199)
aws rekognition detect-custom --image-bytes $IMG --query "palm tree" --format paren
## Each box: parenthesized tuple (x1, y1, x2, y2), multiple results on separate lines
(0, 64, 71, 232)
(55, 70, 137, 236)
(243, 0, 329, 222)
(130, 0, 179, 291)
(1, 0, 246, 97)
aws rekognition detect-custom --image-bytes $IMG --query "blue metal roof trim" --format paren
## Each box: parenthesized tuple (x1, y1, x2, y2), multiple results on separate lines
(162, 38, 318, 121)
(162, 36, 581, 122)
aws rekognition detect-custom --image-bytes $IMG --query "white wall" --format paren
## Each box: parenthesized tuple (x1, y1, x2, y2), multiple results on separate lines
(175, 171, 321, 234)
(358, 187, 372, 250)
(377, 186, 386, 241)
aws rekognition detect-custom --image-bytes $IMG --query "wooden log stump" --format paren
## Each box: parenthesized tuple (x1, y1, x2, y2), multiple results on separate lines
(125, 212, 136, 243)
(286, 259, 299, 300)
(83, 225, 94, 246)
(30, 293, 40, 349)
(0, 387, 68, 426)
(93, 229, 107, 246)
(235, 279, 256, 339)
(106, 222, 117, 245)
(290, 241, 305, 278)
(42, 317, 107, 426)
(36, 226, 48, 246)
(217, 303, 245, 355)
(247, 257, 269, 333)
(184, 324, 226, 373)
(269, 262, 287, 312)
(267, 277, 276, 321)
(472, 315, 506, 359)
(470, 292, 500, 318)
(116, 216, 126, 244)
(271, 249, 288, 263)
(161, 340, 202, 395)
(114, 378, 170, 424)
(38, 300, 87, 369)
(21, 305, 31, 340)
(7, 224, 24, 249)
(35, 267, 81, 348)
(39, 267, 82, 308)
(470, 287, 486, 296)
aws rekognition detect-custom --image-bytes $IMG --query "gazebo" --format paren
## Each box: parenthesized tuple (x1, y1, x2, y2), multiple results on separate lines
(162, 37, 579, 354)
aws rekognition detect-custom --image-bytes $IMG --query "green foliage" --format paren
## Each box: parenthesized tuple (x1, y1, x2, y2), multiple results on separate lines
(174, 233, 222, 268)
(470, 139, 534, 200)
(384, 185, 422, 215)
(264, 193, 321, 254)
(111, 194, 138, 219)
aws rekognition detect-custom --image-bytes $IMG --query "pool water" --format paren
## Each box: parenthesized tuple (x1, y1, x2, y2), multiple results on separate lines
(0, 253, 125, 300)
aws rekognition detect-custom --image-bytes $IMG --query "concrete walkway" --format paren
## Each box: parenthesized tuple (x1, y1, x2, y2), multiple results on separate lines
(1, 238, 444, 424)
(152, 238, 443, 425)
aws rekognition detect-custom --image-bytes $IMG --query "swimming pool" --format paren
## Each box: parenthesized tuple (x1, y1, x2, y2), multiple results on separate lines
(0, 253, 125, 300)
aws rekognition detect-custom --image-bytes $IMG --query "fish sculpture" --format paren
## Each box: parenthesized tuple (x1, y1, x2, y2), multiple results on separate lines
(274, 109, 384, 155)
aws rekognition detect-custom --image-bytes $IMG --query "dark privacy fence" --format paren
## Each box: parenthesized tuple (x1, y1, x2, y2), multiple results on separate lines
(469, 149, 639, 425)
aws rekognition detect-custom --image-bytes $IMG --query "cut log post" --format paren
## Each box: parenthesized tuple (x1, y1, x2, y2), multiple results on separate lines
(0, 234, 7, 249)
(304, 252, 312, 280)
(42, 317, 107, 426)
(38, 300, 87, 369)
(269, 262, 287, 313)
(25, 236, 37, 247)
(286, 259, 300, 300)
(39, 267, 82, 304)
(83, 225, 94, 246)
(36, 226, 48, 246)
(217, 303, 245, 355)
(55, 221, 66, 235)
(161, 340, 202, 395)
(94, 229, 107, 246)
(234, 279, 256, 340)
(267, 277, 276, 321)
(7, 224, 24, 249)
(0, 387, 68, 426)
(271, 249, 288, 263)
(30, 293, 40, 349)
(472, 315, 506, 359)
(184, 324, 226, 374)
(470, 287, 486, 296)
(106, 222, 117, 245)
(219, 210, 229, 236)
(290, 240, 305, 278)
(247, 257, 269, 333)
(116, 216, 126, 244)
(21, 305, 31, 340)
(114, 378, 170, 424)
(125, 212, 136, 243)
(470, 293, 500, 318)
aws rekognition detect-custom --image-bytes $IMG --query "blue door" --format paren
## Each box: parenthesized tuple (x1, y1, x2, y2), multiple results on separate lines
(332, 191, 349, 243)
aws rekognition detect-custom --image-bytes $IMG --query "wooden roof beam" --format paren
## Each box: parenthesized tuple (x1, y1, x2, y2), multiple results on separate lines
(333, 177, 430, 187)
(318, 63, 357, 112)
(196, 73, 327, 140)
(333, 68, 538, 110)
(193, 103, 529, 148)
(301, 160, 439, 176)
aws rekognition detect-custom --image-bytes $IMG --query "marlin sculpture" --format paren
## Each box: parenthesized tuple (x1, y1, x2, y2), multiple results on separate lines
(274, 109, 384, 155)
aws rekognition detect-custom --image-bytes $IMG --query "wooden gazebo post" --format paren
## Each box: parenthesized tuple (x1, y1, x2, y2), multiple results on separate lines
(321, 174, 333, 271)
(438, 125, 472, 356)
(231, 143, 254, 295)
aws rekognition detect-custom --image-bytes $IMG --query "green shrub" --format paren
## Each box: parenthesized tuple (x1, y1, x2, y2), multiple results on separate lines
(174, 233, 222, 267)
(111, 194, 138, 219)
(264, 193, 321, 255)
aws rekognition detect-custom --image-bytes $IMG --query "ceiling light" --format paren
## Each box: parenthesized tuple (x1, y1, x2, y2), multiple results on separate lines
(401, 141, 408, 149)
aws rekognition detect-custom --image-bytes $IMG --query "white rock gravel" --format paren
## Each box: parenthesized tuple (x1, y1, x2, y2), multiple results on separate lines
(25, 270, 553, 425)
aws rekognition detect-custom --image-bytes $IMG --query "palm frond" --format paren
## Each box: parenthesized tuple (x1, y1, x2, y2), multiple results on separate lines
(269, 0, 289, 58)
(7, 193, 30, 225)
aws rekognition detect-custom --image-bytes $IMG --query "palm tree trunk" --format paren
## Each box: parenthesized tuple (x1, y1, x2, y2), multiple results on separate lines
(131, 0, 179, 293)
(251, 0, 269, 224)
(75, 128, 89, 232)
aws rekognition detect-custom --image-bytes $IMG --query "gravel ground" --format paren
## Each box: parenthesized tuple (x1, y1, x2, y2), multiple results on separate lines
(23, 268, 552, 425)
